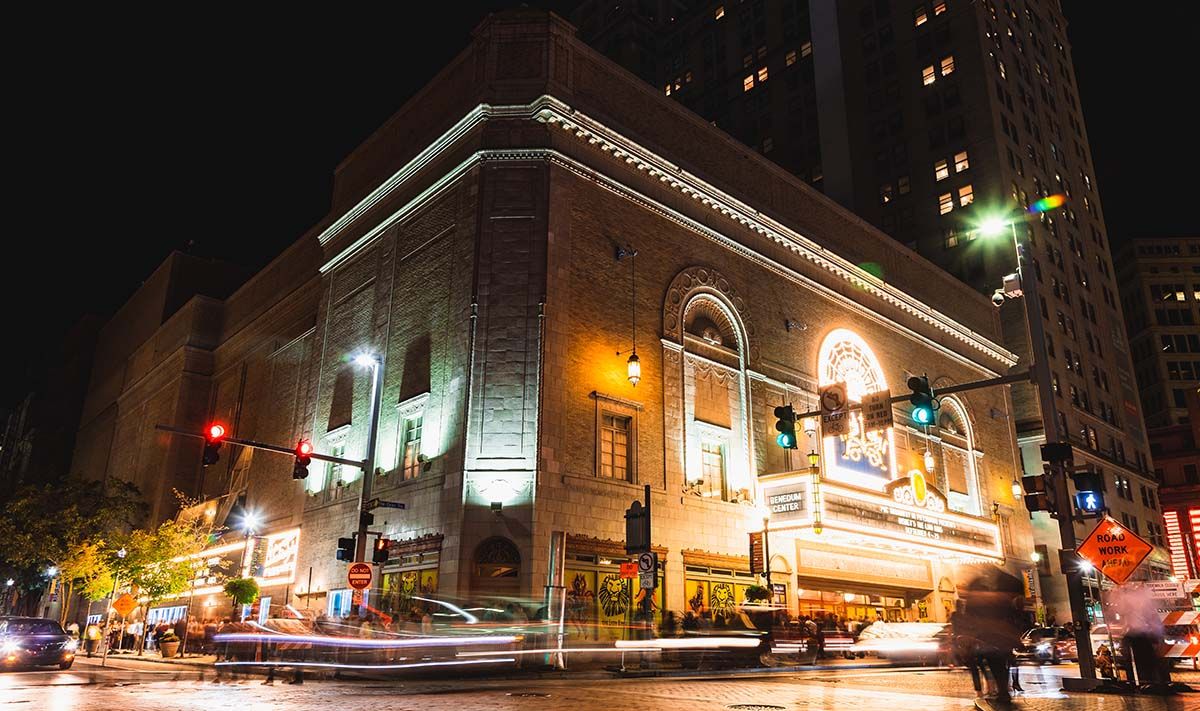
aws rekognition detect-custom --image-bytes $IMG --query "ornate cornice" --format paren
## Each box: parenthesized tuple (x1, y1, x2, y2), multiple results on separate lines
(317, 95, 1017, 369)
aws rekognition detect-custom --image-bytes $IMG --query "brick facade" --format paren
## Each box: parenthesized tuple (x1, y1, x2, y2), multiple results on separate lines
(74, 9, 1041, 626)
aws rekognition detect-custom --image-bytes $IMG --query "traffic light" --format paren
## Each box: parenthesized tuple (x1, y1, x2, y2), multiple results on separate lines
(774, 404, 798, 449)
(336, 536, 355, 562)
(292, 440, 313, 480)
(1021, 473, 1051, 512)
(907, 375, 937, 425)
(202, 423, 226, 466)
(1071, 464, 1105, 516)
(372, 538, 389, 564)
(624, 499, 650, 554)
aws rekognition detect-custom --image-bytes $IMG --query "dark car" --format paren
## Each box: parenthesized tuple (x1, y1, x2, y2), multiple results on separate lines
(1014, 626, 1077, 665)
(0, 617, 77, 670)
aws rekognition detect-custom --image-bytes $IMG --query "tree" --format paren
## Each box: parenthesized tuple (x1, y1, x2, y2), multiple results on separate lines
(0, 477, 143, 617)
(113, 518, 209, 653)
(223, 577, 260, 612)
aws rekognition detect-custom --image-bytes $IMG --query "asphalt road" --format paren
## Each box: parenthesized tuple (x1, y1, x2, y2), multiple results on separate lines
(2, 657, 1198, 710)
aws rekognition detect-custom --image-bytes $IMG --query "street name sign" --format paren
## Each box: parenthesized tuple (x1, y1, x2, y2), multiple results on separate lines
(365, 498, 407, 510)
(820, 381, 850, 437)
(861, 389, 894, 432)
(347, 562, 373, 590)
(1076, 516, 1154, 585)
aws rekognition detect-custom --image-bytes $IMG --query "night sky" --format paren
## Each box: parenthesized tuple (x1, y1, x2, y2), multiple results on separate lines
(6, 2, 1191, 408)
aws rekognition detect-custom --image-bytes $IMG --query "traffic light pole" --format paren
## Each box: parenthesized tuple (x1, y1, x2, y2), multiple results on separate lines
(787, 369, 1034, 422)
(155, 425, 364, 469)
(1007, 226, 1097, 681)
(353, 358, 385, 565)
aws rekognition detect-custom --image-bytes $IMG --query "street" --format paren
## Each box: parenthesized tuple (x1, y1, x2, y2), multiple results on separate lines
(3, 657, 1199, 710)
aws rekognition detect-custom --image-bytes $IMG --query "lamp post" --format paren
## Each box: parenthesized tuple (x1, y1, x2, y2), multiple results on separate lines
(980, 212, 1096, 680)
(100, 546, 126, 668)
(353, 354, 385, 568)
(1030, 550, 1045, 625)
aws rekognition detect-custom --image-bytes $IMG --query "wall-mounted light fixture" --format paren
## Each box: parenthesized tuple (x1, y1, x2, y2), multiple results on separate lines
(616, 245, 640, 386)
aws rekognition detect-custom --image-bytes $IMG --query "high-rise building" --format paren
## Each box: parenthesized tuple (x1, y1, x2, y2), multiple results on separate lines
(1116, 237, 1200, 578)
(574, 0, 1168, 610)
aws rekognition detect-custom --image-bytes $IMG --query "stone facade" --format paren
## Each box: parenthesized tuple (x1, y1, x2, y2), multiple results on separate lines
(73, 10, 1039, 627)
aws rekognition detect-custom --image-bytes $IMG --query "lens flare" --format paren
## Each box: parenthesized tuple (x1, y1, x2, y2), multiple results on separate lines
(1027, 194, 1066, 213)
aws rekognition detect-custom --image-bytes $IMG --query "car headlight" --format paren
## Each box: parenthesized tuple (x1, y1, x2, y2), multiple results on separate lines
(1036, 642, 1051, 651)
(65, 639, 78, 651)
(1, 641, 19, 655)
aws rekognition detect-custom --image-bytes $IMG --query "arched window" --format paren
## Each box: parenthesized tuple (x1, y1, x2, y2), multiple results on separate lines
(681, 294, 750, 502)
(817, 329, 896, 490)
(930, 397, 982, 515)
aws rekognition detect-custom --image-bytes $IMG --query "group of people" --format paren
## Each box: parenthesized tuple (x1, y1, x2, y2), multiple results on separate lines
(74, 616, 229, 658)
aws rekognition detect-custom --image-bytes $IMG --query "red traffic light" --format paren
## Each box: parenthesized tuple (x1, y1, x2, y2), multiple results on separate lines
(297, 440, 313, 456)
(207, 423, 226, 440)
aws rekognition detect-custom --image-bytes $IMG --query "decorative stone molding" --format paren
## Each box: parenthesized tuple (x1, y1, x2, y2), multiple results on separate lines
(566, 534, 668, 558)
(385, 532, 444, 555)
(663, 266, 759, 364)
(681, 549, 751, 570)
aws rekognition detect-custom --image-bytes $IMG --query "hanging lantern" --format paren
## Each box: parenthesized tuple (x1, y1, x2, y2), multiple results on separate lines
(627, 351, 641, 386)
(923, 449, 936, 472)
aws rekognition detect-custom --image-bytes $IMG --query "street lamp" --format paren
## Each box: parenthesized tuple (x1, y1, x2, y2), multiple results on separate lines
(977, 207, 1098, 680)
(101, 546, 127, 667)
(808, 449, 822, 536)
(352, 353, 385, 570)
(1011, 478, 1024, 500)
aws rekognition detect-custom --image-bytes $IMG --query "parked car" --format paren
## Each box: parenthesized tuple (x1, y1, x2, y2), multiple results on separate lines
(1014, 626, 1077, 664)
(0, 617, 77, 670)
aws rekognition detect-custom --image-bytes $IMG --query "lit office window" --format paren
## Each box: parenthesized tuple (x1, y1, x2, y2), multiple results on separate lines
(954, 150, 970, 172)
(934, 159, 949, 181)
(922, 65, 937, 85)
(743, 75, 755, 92)
(941, 55, 956, 76)
(939, 192, 954, 214)
(958, 184, 974, 206)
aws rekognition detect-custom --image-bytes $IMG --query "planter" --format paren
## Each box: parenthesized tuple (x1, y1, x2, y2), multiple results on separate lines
(159, 641, 180, 658)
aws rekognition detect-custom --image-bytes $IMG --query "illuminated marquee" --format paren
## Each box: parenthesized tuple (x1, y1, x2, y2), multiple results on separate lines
(818, 329, 896, 491)
(162, 527, 302, 600)
(760, 474, 1000, 560)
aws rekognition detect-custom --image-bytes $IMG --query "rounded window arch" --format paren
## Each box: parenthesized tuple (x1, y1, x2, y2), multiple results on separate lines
(679, 293, 751, 503)
(817, 328, 896, 489)
(929, 396, 982, 515)
(473, 536, 520, 579)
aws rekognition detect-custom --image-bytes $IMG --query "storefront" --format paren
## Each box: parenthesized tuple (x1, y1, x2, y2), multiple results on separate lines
(563, 535, 663, 642)
(376, 533, 442, 620)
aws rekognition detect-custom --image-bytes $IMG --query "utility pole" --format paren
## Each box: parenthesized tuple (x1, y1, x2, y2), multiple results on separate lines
(1008, 225, 1096, 681)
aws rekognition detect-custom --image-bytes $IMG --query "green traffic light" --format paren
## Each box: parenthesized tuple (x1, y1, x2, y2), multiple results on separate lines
(776, 432, 796, 449)
(912, 406, 935, 425)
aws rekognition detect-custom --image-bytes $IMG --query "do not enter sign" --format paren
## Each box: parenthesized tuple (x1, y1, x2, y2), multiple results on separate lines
(1076, 516, 1154, 585)
(347, 562, 373, 590)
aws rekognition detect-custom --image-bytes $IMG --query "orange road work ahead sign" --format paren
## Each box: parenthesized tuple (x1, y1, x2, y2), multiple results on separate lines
(1076, 516, 1154, 585)
(111, 593, 137, 617)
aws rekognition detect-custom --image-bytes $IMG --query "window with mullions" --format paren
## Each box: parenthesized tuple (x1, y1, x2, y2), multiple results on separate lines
(399, 414, 423, 479)
(600, 414, 632, 481)
(697, 439, 728, 500)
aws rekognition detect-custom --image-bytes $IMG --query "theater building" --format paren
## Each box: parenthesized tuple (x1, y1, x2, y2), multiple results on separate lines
(71, 10, 1035, 628)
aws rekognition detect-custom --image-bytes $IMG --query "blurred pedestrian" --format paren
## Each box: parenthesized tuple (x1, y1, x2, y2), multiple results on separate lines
(960, 565, 1024, 703)
(1110, 584, 1169, 684)
(83, 622, 101, 657)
